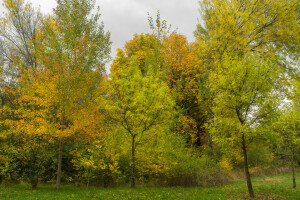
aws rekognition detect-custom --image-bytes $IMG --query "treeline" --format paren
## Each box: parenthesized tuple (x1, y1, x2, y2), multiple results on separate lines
(0, 0, 299, 198)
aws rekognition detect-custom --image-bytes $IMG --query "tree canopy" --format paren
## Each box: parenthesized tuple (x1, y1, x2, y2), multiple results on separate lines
(0, 0, 299, 197)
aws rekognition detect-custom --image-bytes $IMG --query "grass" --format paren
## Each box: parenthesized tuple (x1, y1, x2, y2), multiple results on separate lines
(0, 173, 299, 200)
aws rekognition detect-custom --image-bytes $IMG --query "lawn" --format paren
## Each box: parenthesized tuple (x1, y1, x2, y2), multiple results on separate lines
(0, 173, 299, 200)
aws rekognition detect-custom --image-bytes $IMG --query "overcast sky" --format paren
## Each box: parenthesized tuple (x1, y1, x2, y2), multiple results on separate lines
(1, 0, 200, 68)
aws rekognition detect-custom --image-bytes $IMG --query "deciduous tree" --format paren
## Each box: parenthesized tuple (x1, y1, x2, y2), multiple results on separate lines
(195, 0, 299, 196)
(273, 105, 299, 189)
(209, 53, 282, 197)
(0, 0, 43, 83)
(1, 0, 111, 190)
(105, 59, 174, 187)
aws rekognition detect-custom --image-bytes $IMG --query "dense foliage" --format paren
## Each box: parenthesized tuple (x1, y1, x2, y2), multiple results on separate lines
(0, 0, 299, 198)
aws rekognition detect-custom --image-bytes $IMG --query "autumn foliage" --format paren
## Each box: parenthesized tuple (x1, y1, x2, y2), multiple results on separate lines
(0, 0, 299, 197)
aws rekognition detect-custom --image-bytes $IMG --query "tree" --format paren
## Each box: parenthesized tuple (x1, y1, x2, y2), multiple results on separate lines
(111, 12, 170, 75)
(273, 105, 299, 189)
(195, 0, 299, 63)
(162, 33, 209, 147)
(1, 70, 56, 188)
(112, 30, 209, 148)
(53, 0, 111, 72)
(0, 0, 44, 145)
(1, 0, 111, 190)
(111, 33, 161, 76)
(0, 0, 43, 83)
(195, 0, 299, 197)
(209, 53, 282, 197)
(0, 1, 47, 188)
(272, 70, 300, 189)
(105, 59, 174, 187)
(38, 0, 111, 190)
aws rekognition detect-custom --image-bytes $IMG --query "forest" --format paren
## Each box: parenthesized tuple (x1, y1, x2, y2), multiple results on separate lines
(0, 0, 299, 199)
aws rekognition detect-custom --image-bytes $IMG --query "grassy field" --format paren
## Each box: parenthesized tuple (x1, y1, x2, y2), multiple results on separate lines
(0, 173, 299, 200)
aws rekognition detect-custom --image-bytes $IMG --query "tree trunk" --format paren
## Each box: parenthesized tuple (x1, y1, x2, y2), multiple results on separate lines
(242, 134, 254, 198)
(291, 147, 296, 189)
(30, 176, 38, 189)
(131, 135, 136, 188)
(86, 173, 90, 189)
(30, 150, 38, 189)
(56, 140, 63, 190)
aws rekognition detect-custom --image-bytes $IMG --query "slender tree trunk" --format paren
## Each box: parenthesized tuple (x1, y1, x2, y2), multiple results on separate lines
(291, 147, 296, 189)
(242, 134, 254, 198)
(30, 151, 38, 189)
(206, 94, 214, 158)
(1, 96, 4, 113)
(131, 135, 136, 188)
(56, 140, 63, 190)
(31, 176, 38, 189)
(86, 173, 90, 189)
(207, 133, 213, 155)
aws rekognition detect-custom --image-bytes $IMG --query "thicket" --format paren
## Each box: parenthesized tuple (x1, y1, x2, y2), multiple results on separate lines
(0, 0, 299, 198)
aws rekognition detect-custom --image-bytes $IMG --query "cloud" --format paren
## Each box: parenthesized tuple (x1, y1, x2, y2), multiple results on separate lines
(30, 0, 57, 14)
(99, 0, 199, 68)
(1, 0, 200, 71)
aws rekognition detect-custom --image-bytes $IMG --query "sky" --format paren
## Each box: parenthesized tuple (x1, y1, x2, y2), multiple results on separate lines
(1, 0, 200, 68)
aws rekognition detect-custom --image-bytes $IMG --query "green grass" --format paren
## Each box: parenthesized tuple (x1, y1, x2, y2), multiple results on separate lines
(0, 173, 299, 200)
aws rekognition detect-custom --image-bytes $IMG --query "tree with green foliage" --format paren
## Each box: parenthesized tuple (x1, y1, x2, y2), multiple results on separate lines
(195, 0, 299, 63)
(105, 59, 174, 187)
(273, 105, 299, 188)
(209, 53, 283, 197)
(195, 0, 299, 197)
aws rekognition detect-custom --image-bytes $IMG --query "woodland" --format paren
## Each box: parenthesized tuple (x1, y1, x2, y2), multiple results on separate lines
(0, 0, 299, 199)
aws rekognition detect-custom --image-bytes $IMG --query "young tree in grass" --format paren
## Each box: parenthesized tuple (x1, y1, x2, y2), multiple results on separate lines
(209, 53, 283, 198)
(273, 105, 299, 188)
(105, 59, 174, 188)
(273, 74, 300, 189)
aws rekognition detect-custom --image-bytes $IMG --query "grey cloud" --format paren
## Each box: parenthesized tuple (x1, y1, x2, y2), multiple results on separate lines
(99, 0, 199, 67)
(132, 0, 199, 40)
(0, 0, 200, 71)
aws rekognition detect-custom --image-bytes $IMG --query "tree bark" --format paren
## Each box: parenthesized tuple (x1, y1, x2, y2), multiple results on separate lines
(242, 134, 254, 198)
(86, 173, 90, 189)
(30, 176, 38, 189)
(131, 135, 136, 188)
(291, 147, 296, 189)
(56, 140, 63, 190)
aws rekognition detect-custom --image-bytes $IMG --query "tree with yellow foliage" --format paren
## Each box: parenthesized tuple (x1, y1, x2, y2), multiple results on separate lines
(162, 33, 209, 147)
(1, 0, 111, 190)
